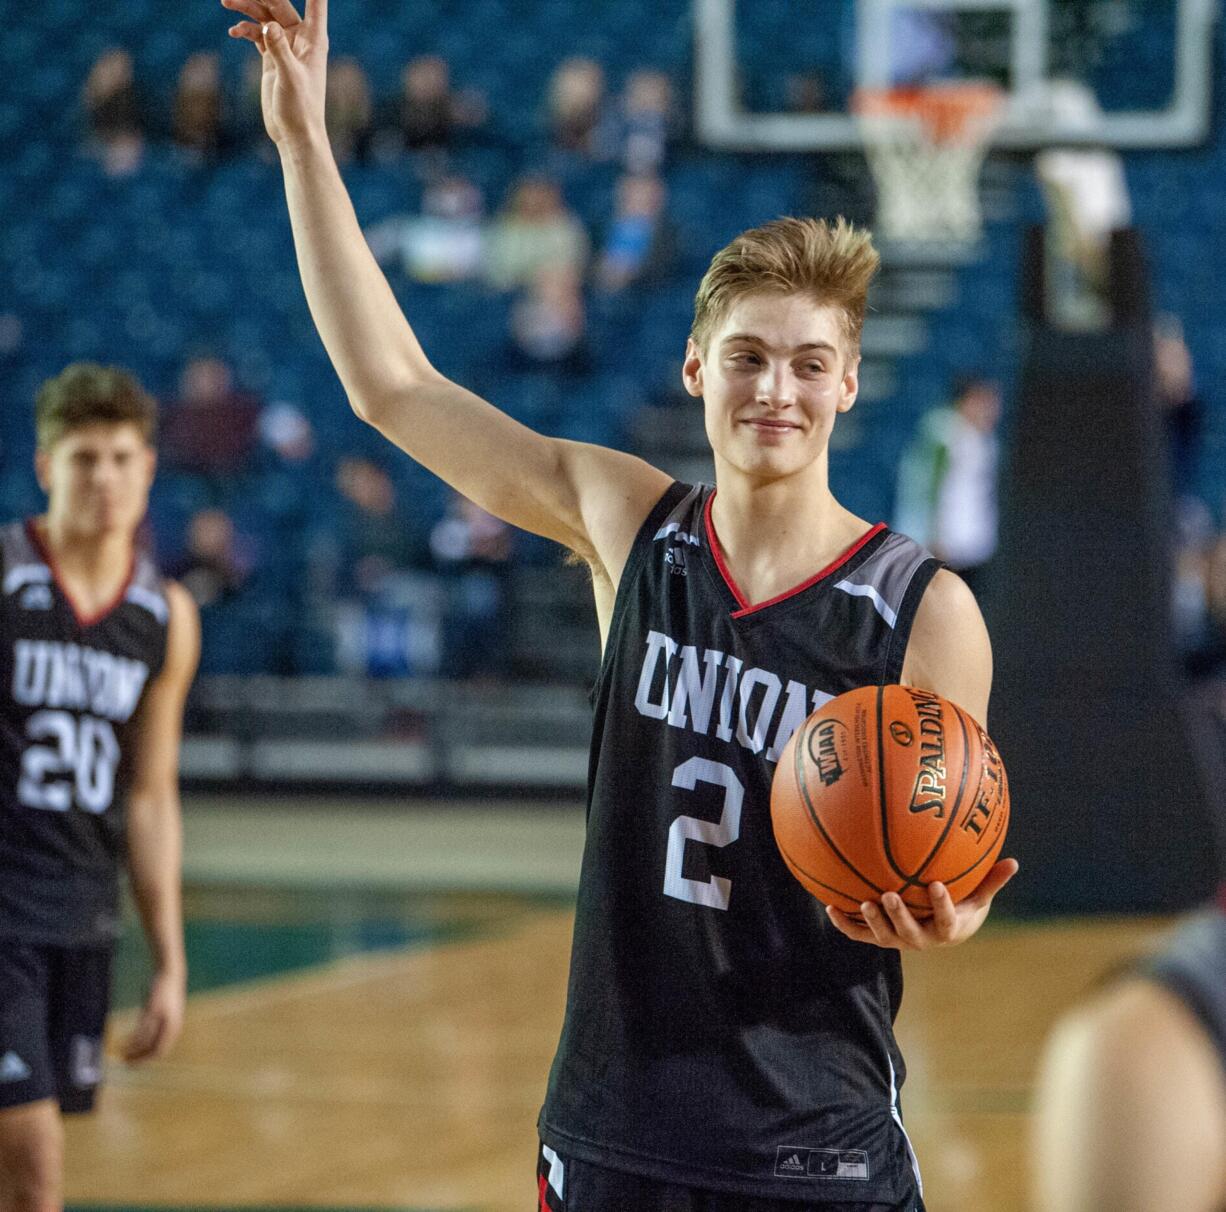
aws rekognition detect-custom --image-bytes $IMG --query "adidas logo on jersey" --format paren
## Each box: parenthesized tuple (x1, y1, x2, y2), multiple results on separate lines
(0, 1051, 31, 1083)
(779, 1153, 806, 1173)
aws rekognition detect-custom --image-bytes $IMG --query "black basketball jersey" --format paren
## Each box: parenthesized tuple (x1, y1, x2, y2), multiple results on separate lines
(539, 481, 942, 1202)
(0, 520, 170, 946)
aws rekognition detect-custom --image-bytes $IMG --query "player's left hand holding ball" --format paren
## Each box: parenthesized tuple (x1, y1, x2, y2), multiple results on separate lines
(825, 859, 1019, 951)
(222, 0, 329, 148)
(122, 967, 187, 1063)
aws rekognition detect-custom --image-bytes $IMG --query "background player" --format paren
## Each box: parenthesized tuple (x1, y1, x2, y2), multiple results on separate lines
(222, 1, 1018, 1206)
(0, 365, 200, 1212)
(1032, 892, 1226, 1212)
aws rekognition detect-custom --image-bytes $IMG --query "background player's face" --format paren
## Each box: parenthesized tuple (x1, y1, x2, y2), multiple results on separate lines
(683, 293, 858, 484)
(36, 422, 156, 541)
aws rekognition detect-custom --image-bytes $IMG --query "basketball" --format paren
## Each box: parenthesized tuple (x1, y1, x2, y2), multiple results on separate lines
(771, 685, 1010, 920)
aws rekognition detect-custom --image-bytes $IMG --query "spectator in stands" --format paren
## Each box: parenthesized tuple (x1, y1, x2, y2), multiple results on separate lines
(325, 56, 373, 165)
(82, 47, 145, 177)
(259, 400, 316, 468)
(161, 356, 260, 478)
(172, 51, 226, 161)
(546, 57, 615, 160)
(1155, 314, 1204, 512)
(333, 456, 419, 599)
(618, 69, 678, 175)
(509, 267, 590, 376)
(430, 491, 513, 679)
(365, 173, 486, 284)
(328, 456, 441, 677)
(382, 54, 486, 153)
(484, 176, 589, 291)
(893, 374, 1002, 597)
(1176, 525, 1226, 681)
(594, 173, 674, 294)
(174, 507, 256, 611)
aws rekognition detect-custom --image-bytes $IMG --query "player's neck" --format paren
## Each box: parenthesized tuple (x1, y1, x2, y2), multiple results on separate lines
(709, 466, 870, 604)
(35, 514, 135, 599)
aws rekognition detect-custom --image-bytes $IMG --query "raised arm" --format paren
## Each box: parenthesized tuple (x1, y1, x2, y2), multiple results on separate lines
(222, 0, 669, 586)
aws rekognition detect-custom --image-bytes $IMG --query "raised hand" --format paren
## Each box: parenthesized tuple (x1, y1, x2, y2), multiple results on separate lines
(221, 0, 328, 148)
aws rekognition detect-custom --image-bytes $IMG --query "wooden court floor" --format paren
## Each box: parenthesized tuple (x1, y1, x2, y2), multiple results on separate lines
(64, 885, 1179, 1212)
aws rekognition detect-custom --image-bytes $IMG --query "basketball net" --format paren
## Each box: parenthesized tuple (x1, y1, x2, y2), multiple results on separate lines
(854, 82, 1005, 245)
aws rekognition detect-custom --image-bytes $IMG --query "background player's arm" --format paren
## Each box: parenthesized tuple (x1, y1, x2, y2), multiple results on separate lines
(1032, 978, 1226, 1212)
(122, 582, 200, 1063)
(828, 570, 1017, 948)
(223, 0, 670, 586)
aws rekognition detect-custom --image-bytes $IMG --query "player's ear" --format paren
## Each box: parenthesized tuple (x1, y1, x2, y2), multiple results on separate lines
(682, 337, 704, 398)
(836, 353, 860, 414)
(33, 448, 51, 494)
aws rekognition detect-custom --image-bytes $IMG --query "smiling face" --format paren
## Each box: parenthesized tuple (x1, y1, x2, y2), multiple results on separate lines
(683, 292, 859, 487)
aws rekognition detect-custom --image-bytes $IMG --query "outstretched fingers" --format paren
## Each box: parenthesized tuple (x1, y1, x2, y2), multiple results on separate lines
(227, 21, 266, 50)
(304, 0, 327, 35)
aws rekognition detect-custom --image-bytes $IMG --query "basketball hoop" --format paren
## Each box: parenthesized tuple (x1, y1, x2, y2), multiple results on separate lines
(854, 82, 1005, 246)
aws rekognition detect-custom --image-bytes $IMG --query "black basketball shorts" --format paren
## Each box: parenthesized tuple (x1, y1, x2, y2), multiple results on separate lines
(0, 939, 112, 1114)
(536, 1143, 927, 1212)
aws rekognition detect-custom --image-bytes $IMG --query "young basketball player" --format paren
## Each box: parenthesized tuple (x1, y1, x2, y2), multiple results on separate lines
(224, 2, 1018, 1206)
(1032, 892, 1226, 1212)
(0, 365, 200, 1212)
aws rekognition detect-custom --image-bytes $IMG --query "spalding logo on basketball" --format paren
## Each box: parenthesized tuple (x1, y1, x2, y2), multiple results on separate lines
(770, 684, 1010, 919)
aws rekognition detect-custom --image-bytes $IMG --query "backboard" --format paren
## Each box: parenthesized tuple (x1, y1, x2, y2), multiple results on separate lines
(694, 0, 1218, 150)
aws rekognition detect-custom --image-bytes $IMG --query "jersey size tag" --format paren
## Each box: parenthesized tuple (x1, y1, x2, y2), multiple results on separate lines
(774, 1146, 870, 1180)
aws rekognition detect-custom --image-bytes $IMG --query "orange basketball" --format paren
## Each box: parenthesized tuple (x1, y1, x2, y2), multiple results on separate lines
(770, 684, 1009, 919)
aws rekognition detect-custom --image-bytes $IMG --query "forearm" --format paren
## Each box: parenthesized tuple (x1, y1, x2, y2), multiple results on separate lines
(126, 793, 186, 977)
(278, 132, 432, 415)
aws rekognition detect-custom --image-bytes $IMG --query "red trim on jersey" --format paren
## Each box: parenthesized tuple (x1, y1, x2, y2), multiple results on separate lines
(24, 519, 137, 629)
(702, 492, 886, 619)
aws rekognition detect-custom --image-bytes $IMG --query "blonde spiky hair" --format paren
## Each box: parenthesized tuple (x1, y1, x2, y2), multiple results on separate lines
(691, 216, 880, 358)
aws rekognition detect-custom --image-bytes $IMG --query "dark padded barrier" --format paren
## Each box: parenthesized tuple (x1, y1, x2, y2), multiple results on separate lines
(980, 227, 1218, 914)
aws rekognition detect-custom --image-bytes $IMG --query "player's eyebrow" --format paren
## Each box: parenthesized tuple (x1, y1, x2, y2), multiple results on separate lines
(720, 334, 838, 355)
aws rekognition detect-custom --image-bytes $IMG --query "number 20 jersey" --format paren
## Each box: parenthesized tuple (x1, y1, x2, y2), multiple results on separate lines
(539, 482, 942, 1203)
(0, 520, 169, 946)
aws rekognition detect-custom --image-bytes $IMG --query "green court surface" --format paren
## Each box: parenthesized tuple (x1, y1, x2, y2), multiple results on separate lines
(110, 883, 565, 1009)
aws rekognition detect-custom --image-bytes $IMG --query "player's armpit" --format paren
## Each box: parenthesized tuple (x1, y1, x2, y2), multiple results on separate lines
(364, 372, 671, 585)
(900, 569, 992, 728)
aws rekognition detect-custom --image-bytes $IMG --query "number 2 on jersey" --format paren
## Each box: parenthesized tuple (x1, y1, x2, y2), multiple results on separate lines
(663, 757, 744, 910)
(17, 709, 120, 814)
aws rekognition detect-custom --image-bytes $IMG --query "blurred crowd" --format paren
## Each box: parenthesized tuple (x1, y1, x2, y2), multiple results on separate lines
(74, 46, 695, 679)
(72, 45, 1225, 690)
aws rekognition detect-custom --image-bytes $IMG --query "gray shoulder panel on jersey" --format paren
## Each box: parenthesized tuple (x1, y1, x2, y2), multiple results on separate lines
(125, 552, 169, 625)
(0, 522, 50, 596)
(833, 531, 934, 630)
(652, 483, 707, 548)
(1141, 907, 1226, 1071)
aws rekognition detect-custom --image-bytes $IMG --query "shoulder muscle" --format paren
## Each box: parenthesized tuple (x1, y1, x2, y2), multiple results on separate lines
(901, 569, 992, 727)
